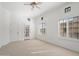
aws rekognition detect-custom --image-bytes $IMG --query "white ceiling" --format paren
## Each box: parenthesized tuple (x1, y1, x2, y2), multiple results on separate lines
(1, 2, 66, 18)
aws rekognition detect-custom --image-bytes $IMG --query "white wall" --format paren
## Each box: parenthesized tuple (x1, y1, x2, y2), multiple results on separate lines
(0, 3, 35, 47)
(9, 13, 35, 41)
(0, 4, 10, 47)
(9, 13, 22, 41)
(34, 2, 79, 52)
(9, 14, 35, 41)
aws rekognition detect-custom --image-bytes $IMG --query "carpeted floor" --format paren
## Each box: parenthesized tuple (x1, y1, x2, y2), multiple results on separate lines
(0, 39, 79, 56)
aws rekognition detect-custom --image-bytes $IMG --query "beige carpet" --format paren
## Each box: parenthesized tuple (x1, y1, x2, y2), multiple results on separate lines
(0, 39, 79, 56)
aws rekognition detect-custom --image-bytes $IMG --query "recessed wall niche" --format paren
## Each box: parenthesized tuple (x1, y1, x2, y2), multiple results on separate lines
(59, 20, 67, 37)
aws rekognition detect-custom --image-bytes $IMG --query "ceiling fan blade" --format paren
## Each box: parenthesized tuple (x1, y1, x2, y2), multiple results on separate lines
(36, 5, 40, 9)
(24, 2, 41, 9)
(24, 4, 30, 5)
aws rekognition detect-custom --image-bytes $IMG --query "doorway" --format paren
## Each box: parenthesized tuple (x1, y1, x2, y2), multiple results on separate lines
(24, 25, 30, 40)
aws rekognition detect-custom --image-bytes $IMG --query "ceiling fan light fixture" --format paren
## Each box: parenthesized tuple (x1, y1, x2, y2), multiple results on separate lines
(24, 2, 41, 9)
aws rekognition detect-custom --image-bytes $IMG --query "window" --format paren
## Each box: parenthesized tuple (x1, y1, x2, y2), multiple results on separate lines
(69, 16, 79, 39)
(59, 20, 67, 37)
(59, 16, 79, 40)
(40, 17, 46, 34)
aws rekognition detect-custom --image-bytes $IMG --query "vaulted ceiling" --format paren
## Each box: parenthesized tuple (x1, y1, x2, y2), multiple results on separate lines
(1, 2, 66, 18)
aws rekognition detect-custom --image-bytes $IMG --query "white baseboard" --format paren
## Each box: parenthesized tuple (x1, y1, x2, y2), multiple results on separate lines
(35, 37, 79, 53)
(0, 41, 10, 48)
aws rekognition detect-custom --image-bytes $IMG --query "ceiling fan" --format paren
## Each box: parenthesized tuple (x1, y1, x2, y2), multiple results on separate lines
(24, 2, 41, 9)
